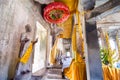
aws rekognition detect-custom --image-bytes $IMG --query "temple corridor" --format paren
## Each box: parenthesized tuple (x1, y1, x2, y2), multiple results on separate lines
(0, 0, 120, 80)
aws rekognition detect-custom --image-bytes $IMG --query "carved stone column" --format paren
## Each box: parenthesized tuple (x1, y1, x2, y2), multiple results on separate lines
(85, 22, 103, 80)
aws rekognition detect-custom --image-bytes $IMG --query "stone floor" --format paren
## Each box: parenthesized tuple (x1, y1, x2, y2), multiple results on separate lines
(41, 63, 69, 80)
(31, 57, 72, 80)
(41, 68, 68, 80)
(31, 76, 42, 80)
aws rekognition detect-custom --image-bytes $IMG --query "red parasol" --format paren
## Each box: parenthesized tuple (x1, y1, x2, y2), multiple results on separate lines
(44, 2, 70, 23)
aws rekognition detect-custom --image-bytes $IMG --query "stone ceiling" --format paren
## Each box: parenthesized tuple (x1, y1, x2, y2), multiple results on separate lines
(97, 11, 120, 38)
(95, 0, 108, 7)
(98, 12, 120, 24)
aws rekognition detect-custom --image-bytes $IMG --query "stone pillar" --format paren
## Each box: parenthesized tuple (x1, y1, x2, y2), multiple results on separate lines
(85, 22, 103, 80)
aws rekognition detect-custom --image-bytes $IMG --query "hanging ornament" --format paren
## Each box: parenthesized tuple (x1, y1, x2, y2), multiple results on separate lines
(44, 2, 70, 23)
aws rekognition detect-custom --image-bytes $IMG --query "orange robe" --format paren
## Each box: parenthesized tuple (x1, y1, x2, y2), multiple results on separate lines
(63, 54, 86, 80)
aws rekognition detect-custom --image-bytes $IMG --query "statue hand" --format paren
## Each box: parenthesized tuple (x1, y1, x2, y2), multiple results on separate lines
(32, 38, 38, 45)
(35, 38, 38, 42)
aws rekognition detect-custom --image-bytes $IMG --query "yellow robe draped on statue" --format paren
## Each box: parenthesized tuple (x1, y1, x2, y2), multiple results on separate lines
(64, 24, 86, 80)
(64, 60, 120, 80)
(63, 22, 120, 80)
(20, 42, 33, 64)
(63, 54, 86, 80)
(49, 37, 59, 65)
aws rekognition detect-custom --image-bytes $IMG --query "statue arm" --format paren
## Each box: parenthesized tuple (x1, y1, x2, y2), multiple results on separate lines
(31, 38, 38, 45)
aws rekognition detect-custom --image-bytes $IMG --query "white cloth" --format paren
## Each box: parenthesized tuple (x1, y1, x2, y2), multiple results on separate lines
(62, 57, 72, 71)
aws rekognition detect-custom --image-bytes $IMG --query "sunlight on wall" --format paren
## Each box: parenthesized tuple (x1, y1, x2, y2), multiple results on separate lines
(110, 39, 116, 50)
(110, 39, 120, 68)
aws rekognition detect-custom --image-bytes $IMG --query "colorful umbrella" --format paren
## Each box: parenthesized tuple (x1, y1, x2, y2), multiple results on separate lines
(44, 2, 70, 23)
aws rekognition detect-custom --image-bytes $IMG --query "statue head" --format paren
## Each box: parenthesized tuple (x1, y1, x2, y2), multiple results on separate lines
(25, 24, 32, 32)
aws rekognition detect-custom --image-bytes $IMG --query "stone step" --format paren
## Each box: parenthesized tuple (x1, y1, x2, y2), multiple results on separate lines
(47, 71, 62, 75)
(47, 66, 62, 69)
(47, 69, 62, 74)
(41, 76, 67, 80)
(47, 64, 62, 69)
(47, 68, 62, 71)
(43, 78, 67, 80)
(41, 65, 66, 80)
(47, 74, 62, 79)
(31, 76, 42, 80)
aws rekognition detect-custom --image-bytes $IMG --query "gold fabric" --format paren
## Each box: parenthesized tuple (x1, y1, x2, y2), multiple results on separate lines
(63, 54, 86, 80)
(102, 66, 120, 80)
(64, 62, 120, 80)
(63, 13, 87, 80)
(20, 43, 33, 64)
(54, 0, 78, 38)
(49, 37, 59, 65)
(72, 25, 77, 61)
(58, 15, 73, 38)
(54, 0, 78, 13)
(105, 32, 115, 67)
(76, 11, 84, 55)
(54, 1, 120, 80)
(64, 24, 87, 80)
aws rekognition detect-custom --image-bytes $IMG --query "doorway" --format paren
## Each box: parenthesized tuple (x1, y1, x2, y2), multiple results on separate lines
(32, 21, 47, 75)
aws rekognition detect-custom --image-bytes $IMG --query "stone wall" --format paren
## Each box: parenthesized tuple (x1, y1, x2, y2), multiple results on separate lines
(0, 0, 49, 80)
